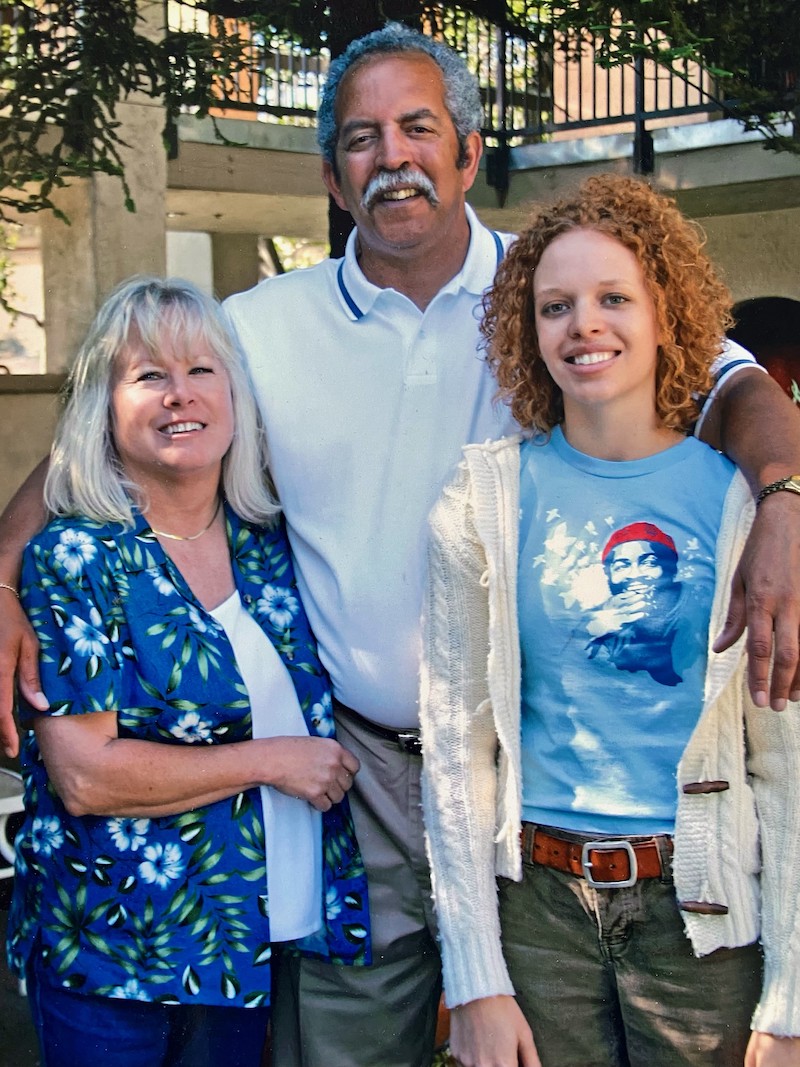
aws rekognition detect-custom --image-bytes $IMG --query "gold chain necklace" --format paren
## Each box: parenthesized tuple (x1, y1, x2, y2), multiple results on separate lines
(149, 499, 222, 542)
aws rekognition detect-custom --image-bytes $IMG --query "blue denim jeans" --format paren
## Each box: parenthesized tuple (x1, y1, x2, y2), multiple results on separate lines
(27, 950, 270, 1067)
(498, 847, 762, 1067)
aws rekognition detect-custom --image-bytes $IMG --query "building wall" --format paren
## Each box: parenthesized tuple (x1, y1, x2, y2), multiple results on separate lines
(699, 208, 800, 303)
(0, 377, 62, 514)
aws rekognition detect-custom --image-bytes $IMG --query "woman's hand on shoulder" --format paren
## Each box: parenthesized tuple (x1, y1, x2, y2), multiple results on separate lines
(449, 995, 541, 1067)
(746, 1032, 800, 1067)
(261, 736, 360, 811)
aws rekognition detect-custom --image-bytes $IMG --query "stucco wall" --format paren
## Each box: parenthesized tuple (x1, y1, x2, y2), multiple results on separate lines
(0, 377, 63, 514)
(698, 208, 800, 304)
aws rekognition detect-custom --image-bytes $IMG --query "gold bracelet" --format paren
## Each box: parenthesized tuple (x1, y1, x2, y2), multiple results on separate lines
(0, 582, 19, 599)
(756, 474, 800, 507)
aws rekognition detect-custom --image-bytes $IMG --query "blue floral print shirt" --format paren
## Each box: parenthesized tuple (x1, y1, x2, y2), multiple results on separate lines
(7, 505, 370, 1007)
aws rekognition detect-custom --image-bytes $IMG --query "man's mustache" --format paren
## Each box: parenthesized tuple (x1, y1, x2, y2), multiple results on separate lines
(361, 167, 440, 211)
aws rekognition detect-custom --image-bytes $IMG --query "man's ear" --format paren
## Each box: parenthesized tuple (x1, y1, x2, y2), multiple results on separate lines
(460, 130, 483, 193)
(322, 160, 348, 212)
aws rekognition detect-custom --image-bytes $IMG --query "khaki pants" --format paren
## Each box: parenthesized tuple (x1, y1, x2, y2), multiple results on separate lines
(271, 703, 442, 1067)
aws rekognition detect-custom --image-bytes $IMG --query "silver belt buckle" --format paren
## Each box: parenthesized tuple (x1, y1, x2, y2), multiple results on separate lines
(581, 839, 638, 888)
(396, 731, 422, 755)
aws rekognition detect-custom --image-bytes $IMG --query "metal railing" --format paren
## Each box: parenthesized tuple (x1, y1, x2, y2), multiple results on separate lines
(167, 3, 327, 127)
(167, 0, 719, 157)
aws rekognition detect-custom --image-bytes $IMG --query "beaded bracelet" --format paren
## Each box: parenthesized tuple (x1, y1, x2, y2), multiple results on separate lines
(0, 582, 19, 599)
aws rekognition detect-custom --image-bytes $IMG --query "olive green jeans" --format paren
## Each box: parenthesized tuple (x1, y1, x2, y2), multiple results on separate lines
(498, 848, 762, 1067)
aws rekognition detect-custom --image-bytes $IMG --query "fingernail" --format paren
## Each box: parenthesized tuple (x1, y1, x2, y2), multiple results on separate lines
(771, 698, 787, 712)
(754, 691, 769, 708)
(33, 692, 49, 711)
(790, 690, 800, 703)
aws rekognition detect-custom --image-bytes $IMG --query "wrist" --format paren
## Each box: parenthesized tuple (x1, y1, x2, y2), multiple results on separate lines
(0, 581, 19, 599)
(252, 736, 281, 788)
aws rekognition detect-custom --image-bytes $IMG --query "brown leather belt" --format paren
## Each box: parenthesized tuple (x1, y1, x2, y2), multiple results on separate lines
(522, 823, 672, 889)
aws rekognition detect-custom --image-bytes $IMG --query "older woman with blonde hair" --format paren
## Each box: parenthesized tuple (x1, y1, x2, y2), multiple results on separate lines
(7, 276, 369, 1067)
(421, 176, 800, 1067)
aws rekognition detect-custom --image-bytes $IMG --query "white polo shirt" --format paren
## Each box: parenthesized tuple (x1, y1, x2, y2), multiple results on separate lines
(225, 206, 515, 726)
(224, 207, 756, 728)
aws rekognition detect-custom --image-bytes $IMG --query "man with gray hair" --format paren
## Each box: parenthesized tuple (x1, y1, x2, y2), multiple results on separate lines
(1, 19, 799, 1067)
(224, 26, 514, 1065)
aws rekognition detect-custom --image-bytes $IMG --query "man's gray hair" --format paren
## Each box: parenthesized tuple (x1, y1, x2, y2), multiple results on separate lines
(317, 22, 483, 167)
(45, 275, 279, 528)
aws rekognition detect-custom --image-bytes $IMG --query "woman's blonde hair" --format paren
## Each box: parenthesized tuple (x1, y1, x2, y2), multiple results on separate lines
(45, 275, 279, 527)
(483, 174, 734, 433)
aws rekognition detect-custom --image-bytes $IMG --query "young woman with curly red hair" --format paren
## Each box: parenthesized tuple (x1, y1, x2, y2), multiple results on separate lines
(420, 175, 800, 1067)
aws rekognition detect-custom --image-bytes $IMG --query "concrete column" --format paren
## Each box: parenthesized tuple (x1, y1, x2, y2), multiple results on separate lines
(40, 96, 168, 372)
(211, 233, 261, 300)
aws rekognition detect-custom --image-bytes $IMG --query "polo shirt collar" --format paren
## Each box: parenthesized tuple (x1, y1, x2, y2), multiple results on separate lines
(335, 204, 503, 321)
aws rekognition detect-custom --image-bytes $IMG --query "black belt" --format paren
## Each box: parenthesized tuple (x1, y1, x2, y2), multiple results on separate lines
(334, 701, 422, 755)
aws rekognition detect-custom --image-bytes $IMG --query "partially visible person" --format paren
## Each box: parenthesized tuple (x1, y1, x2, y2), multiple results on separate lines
(2, 23, 800, 1067)
(728, 296, 800, 405)
(421, 175, 800, 1067)
(6, 277, 369, 1067)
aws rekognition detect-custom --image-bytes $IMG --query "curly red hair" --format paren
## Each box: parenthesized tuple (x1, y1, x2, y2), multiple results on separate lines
(482, 174, 733, 433)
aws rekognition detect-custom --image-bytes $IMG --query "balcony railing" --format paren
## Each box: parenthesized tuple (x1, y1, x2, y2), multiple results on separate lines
(168, 0, 719, 169)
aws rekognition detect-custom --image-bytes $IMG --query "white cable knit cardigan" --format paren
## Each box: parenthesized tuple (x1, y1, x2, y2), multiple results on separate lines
(420, 434, 800, 1036)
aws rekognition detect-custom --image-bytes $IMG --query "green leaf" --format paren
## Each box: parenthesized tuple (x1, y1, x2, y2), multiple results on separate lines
(197, 646, 209, 682)
(343, 923, 369, 944)
(166, 659, 183, 693)
(243, 989, 268, 1007)
(195, 845, 225, 875)
(179, 823, 204, 844)
(60, 942, 82, 971)
(202, 871, 230, 885)
(171, 699, 202, 712)
(84, 930, 113, 954)
(106, 903, 128, 928)
(237, 846, 263, 863)
(138, 676, 163, 701)
(182, 965, 201, 996)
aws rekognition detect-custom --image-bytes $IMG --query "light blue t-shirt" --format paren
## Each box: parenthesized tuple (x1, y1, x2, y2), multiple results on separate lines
(518, 427, 735, 836)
